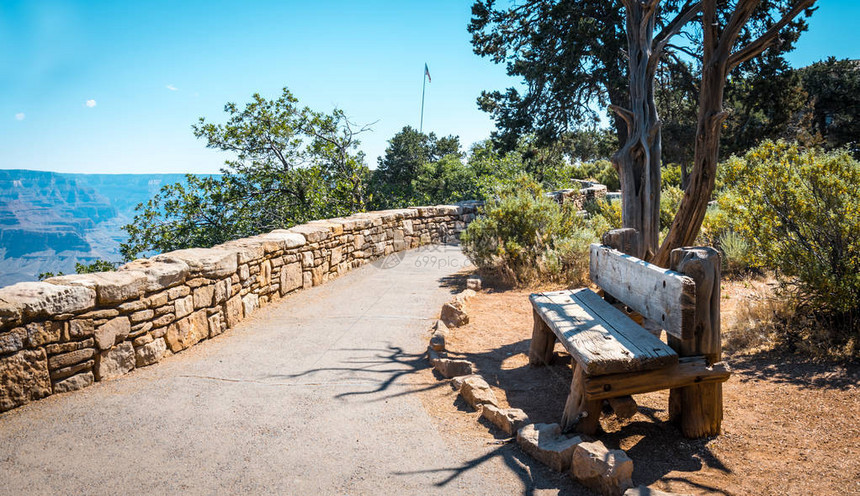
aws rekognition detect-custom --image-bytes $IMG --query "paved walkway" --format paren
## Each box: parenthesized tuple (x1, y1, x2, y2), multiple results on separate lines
(0, 245, 572, 495)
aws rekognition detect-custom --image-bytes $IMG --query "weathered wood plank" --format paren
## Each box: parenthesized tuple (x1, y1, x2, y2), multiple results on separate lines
(583, 357, 731, 400)
(589, 244, 697, 340)
(530, 289, 677, 376)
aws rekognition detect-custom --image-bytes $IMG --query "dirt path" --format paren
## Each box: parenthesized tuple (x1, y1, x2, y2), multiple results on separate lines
(424, 286, 860, 495)
(0, 245, 563, 495)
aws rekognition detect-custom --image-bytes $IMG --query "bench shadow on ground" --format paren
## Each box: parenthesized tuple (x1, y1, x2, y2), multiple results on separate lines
(443, 332, 734, 495)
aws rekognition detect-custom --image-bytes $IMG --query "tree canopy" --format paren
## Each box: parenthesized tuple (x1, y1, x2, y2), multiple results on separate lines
(121, 88, 370, 260)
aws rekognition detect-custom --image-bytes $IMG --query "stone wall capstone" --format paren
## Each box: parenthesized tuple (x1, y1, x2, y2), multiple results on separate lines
(0, 203, 479, 413)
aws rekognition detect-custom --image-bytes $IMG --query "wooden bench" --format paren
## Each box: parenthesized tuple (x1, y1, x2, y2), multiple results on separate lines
(529, 229, 731, 438)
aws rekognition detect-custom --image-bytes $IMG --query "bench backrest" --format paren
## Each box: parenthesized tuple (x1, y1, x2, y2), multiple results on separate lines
(589, 244, 696, 340)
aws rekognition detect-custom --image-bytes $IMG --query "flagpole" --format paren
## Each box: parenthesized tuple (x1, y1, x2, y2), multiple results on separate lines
(420, 68, 427, 133)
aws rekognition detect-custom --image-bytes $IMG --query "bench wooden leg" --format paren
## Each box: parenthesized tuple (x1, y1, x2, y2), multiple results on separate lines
(528, 309, 556, 366)
(670, 383, 723, 438)
(561, 363, 602, 435)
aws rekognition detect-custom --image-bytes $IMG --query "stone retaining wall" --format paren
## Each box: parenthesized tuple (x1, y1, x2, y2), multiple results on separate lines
(0, 204, 478, 413)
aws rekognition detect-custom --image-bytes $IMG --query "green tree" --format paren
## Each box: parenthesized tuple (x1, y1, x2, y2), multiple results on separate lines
(798, 57, 860, 155)
(370, 126, 460, 208)
(121, 88, 369, 260)
(412, 154, 477, 205)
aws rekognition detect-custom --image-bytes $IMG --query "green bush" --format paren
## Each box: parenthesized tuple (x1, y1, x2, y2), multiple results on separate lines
(721, 141, 860, 348)
(460, 175, 601, 286)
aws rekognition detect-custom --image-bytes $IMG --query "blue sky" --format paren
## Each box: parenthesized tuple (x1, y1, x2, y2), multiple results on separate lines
(1, 0, 857, 175)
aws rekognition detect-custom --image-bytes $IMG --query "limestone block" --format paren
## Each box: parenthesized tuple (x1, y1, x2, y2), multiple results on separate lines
(52, 371, 94, 394)
(517, 423, 584, 472)
(466, 276, 482, 291)
(260, 260, 272, 287)
(119, 258, 189, 292)
(482, 405, 529, 435)
(135, 337, 167, 367)
(192, 285, 214, 309)
(45, 338, 94, 355)
(49, 359, 94, 381)
(238, 264, 250, 282)
(0, 282, 96, 324)
(68, 319, 95, 339)
(458, 375, 498, 409)
(218, 239, 264, 264)
(330, 247, 342, 266)
(168, 285, 190, 300)
(152, 313, 175, 328)
(301, 251, 314, 268)
(288, 224, 331, 243)
(94, 342, 135, 381)
(0, 349, 52, 412)
(441, 300, 468, 327)
(165, 311, 209, 353)
(429, 320, 448, 352)
(261, 230, 307, 249)
(225, 295, 243, 328)
(280, 262, 302, 295)
(242, 293, 259, 317)
(353, 234, 365, 250)
(0, 327, 27, 354)
(311, 263, 328, 286)
(45, 271, 148, 306)
(402, 219, 414, 235)
(571, 441, 634, 496)
(133, 333, 153, 347)
(94, 317, 131, 351)
(154, 247, 238, 279)
(130, 309, 154, 323)
(302, 271, 313, 289)
(25, 321, 63, 347)
(207, 312, 224, 337)
(432, 358, 473, 378)
(174, 295, 193, 318)
(214, 279, 230, 304)
(48, 348, 95, 370)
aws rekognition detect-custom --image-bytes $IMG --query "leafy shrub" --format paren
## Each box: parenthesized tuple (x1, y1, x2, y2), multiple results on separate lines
(720, 141, 860, 349)
(718, 230, 754, 274)
(461, 175, 600, 286)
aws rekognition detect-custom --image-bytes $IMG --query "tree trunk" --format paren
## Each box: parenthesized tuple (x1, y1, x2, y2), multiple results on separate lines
(612, 0, 662, 260)
(652, 60, 727, 267)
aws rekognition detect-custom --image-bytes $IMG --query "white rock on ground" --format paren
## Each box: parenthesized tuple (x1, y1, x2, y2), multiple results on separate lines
(458, 375, 498, 409)
(571, 440, 634, 496)
(481, 404, 529, 435)
(516, 423, 585, 472)
(466, 276, 482, 291)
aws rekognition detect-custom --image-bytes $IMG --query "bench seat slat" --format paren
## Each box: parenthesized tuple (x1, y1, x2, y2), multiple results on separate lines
(531, 289, 678, 376)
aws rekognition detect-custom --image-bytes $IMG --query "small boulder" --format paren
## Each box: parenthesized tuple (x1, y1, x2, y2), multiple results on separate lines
(517, 423, 584, 472)
(466, 276, 482, 291)
(458, 375, 498, 409)
(433, 358, 474, 378)
(482, 404, 529, 435)
(441, 300, 468, 327)
(571, 441, 634, 496)
(429, 319, 448, 352)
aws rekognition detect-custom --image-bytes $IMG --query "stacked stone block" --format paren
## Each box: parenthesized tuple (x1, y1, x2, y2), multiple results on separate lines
(0, 203, 478, 413)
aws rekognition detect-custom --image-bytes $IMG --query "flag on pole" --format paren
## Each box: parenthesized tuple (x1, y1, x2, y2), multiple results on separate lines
(424, 63, 431, 83)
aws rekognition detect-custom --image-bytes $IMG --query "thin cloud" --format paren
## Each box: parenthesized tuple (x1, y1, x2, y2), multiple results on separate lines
(14, 113, 25, 121)
(85, 99, 97, 108)
(166, 84, 178, 91)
